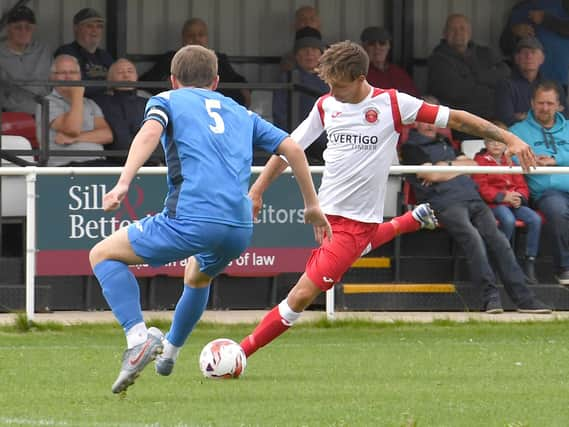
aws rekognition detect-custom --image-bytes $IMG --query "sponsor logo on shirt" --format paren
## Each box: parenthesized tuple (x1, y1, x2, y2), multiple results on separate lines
(331, 111, 342, 118)
(328, 132, 379, 150)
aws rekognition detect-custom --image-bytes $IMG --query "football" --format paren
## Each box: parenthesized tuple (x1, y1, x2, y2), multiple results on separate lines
(199, 338, 247, 379)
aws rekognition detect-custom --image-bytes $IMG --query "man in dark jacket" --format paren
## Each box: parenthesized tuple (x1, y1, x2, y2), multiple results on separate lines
(401, 99, 551, 314)
(427, 14, 510, 127)
(140, 18, 250, 107)
(495, 36, 568, 126)
(91, 59, 161, 165)
(54, 8, 114, 98)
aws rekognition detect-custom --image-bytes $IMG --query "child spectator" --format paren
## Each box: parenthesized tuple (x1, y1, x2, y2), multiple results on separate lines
(472, 122, 542, 284)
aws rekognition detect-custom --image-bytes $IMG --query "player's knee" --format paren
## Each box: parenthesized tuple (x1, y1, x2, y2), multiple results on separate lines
(89, 243, 103, 268)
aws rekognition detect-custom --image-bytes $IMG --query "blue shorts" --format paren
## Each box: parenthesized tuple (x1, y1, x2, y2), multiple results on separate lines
(127, 213, 252, 277)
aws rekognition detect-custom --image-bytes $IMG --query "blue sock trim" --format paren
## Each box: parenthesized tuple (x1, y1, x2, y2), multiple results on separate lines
(166, 285, 210, 347)
(93, 260, 143, 332)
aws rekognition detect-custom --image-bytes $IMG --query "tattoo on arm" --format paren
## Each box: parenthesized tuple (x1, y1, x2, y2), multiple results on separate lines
(453, 115, 503, 141)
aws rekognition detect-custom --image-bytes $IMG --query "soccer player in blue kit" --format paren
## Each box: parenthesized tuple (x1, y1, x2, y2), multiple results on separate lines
(89, 45, 332, 394)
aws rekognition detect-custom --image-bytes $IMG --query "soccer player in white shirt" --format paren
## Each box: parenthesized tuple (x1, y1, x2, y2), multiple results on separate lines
(240, 41, 537, 359)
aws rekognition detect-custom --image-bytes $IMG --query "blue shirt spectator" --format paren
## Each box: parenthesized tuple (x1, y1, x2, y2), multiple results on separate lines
(510, 81, 569, 284)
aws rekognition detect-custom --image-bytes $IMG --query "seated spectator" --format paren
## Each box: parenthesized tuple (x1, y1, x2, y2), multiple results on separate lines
(272, 27, 328, 164)
(401, 95, 550, 314)
(360, 26, 418, 96)
(91, 58, 160, 166)
(510, 80, 569, 285)
(427, 14, 510, 128)
(280, 5, 322, 72)
(500, 0, 569, 88)
(36, 55, 112, 166)
(54, 8, 114, 98)
(472, 121, 542, 284)
(141, 18, 250, 107)
(495, 36, 546, 126)
(0, 5, 51, 114)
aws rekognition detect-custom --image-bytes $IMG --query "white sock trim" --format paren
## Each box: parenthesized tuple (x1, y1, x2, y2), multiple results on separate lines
(126, 322, 147, 349)
(278, 299, 301, 326)
(162, 339, 181, 361)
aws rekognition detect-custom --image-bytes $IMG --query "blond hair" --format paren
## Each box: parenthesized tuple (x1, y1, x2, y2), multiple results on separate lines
(170, 45, 217, 87)
(317, 40, 369, 82)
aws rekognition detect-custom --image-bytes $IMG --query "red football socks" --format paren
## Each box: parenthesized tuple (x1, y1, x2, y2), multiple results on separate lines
(370, 210, 419, 249)
(240, 306, 291, 357)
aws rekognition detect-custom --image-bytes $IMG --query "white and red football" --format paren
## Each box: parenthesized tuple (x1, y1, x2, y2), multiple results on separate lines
(199, 338, 247, 379)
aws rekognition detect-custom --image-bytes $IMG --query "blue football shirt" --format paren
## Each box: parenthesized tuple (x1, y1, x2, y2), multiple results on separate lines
(144, 88, 287, 226)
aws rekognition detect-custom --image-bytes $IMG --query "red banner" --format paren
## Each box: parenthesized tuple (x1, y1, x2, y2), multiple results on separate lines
(36, 247, 313, 277)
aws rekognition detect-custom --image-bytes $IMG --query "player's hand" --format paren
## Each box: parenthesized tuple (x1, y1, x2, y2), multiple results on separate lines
(503, 134, 537, 172)
(249, 190, 263, 222)
(103, 183, 129, 212)
(303, 205, 332, 244)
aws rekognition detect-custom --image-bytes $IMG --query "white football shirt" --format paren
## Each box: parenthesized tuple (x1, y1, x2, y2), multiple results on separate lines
(291, 87, 450, 223)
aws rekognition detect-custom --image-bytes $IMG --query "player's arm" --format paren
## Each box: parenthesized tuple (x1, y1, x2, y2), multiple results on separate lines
(103, 120, 163, 211)
(249, 154, 289, 217)
(446, 109, 536, 171)
(275, 137, 331, 243)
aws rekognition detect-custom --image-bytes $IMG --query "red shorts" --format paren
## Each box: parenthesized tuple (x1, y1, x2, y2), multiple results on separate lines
(306, 215, 378, 291)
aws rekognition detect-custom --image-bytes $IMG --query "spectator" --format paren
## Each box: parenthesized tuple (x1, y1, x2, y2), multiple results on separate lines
(472, 122, 542, 284)
(401, 96, 551, 313)
(272, 27, 328, 164)
(360, 26, 419, 96)
(91, 58, 160, 166)
(427, 14, 510, 127)
(0, 5, 51, 114)
(140, 18, 250, 107)
(500, 0, 569, 88)
(281, 5, 323, 72)
(36, 54, 112, 166)
(510, 80, 569, 285)
(495, 36, 549, 126)
(54, 8, 114, 98)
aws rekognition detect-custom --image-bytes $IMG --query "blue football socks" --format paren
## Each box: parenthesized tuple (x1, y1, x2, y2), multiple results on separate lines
(166, 284, 211, 347)
(93, 260, 143, 332)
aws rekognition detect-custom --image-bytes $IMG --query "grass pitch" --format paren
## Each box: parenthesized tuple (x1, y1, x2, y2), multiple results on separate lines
(1, 317, 569, 427)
